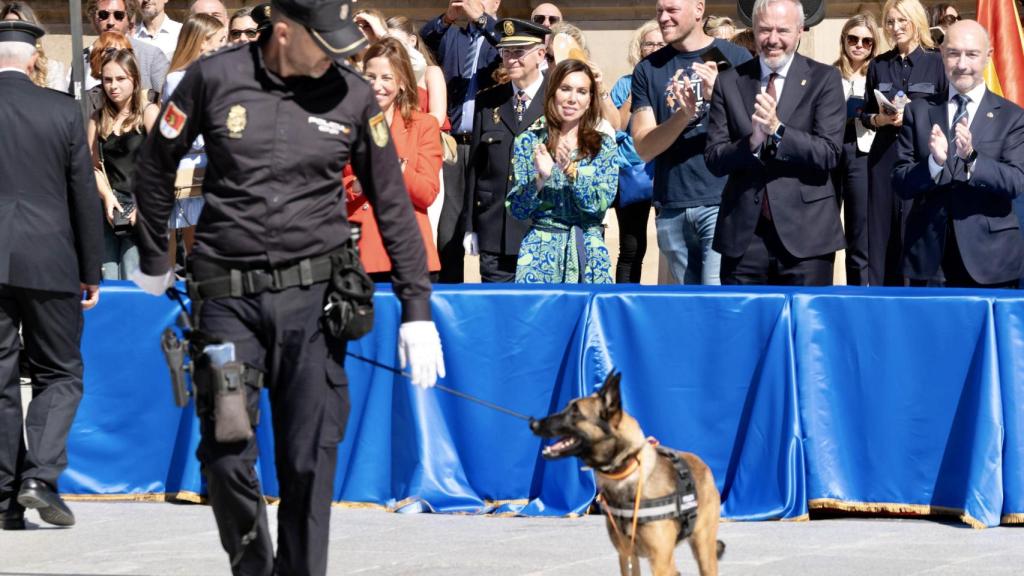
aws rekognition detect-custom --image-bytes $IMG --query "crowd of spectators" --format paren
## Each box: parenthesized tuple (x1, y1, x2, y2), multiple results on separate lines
(3, 0, 1021, 289)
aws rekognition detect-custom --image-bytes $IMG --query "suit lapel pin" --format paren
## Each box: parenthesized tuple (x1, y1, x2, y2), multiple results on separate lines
(800, 79, 807, 87)
(987, 112, 994, 118)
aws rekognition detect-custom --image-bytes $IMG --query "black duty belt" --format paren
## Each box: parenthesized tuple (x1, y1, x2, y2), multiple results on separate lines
(188, 253, 338, 300)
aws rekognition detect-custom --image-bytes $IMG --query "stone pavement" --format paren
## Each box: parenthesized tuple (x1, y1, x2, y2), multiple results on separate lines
(3, 502, 1023, 575)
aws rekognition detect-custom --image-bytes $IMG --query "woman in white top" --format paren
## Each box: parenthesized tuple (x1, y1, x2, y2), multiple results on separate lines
(834, 12, 880, 286)
(162, 13, 226, 270)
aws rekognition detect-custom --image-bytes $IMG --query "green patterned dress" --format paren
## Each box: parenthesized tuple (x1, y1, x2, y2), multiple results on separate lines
(507, 119, 618, 284)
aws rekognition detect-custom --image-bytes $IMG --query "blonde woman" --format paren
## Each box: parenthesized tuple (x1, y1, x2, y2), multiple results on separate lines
(703, 15, 736, 40)
(861, 0, 946, 286)
(834, 13, 880, 286)
(87, 49, 160, 279)
(163, 13, 226, 268)
(0, 1, 66, 90)
(609, 19, 662, 283)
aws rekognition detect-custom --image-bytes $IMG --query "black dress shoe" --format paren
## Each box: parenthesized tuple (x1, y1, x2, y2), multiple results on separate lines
(17, 479, 75, 527)
(2, 513, 26, 530)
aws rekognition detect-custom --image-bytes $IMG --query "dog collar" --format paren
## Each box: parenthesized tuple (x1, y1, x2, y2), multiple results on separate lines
(597, 455, 641, 481)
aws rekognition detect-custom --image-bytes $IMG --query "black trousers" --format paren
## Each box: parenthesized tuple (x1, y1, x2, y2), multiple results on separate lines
(192, 265, 350, 576)
(721, 217, 835, 286)
(479, 251, 517, 283)
(867, 135, 908, 286)
(838, 141, 870, 286)
(436, 143, 471, 283)
(614, 196, 652, 284)
(0, 285, 84, 515)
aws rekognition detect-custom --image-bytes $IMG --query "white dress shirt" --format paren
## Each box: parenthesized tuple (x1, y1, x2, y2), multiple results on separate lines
(133, 15, 182, 61)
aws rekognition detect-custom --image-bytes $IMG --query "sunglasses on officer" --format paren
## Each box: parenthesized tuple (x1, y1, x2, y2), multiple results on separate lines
(97, 10, 126, 21)
(229, 28, 259, 41)
(845, 34, 874, 49)
(532, 14, 560, 26)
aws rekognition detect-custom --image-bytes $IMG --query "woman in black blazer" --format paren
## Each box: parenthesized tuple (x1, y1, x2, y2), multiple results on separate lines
(861, 0, 947, 286)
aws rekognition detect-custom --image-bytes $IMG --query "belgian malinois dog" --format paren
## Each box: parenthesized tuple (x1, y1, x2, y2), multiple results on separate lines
(530, 371, 724, 576)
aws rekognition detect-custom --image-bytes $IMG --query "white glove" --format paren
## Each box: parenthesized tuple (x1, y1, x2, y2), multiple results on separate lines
(398, 321, 446, 388)
(128, 265, 174, 296)
(462, 232, 479, 256)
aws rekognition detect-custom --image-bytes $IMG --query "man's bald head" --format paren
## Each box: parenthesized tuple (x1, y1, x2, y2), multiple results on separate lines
(941, 19, 992, 94)
(531, 2, 562, 28)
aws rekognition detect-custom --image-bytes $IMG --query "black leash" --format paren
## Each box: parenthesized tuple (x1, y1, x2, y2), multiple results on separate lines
(345, 352, 534, 422)
(164, 287, 533, 422)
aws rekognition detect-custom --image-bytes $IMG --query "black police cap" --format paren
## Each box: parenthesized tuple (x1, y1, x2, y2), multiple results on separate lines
(251, 3, 272, 33)
(0, 20, 45, 45)
(496, 18, 548, 48)
(271, 0, 364, 61)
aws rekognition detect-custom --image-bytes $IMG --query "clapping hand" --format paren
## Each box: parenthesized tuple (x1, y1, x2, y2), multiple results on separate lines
(691, 61, 718, 101)
(750, 89, 779, 150)
(929, 123, 948, 166)
(953, 116, 973, 161)
(534, 143, 554, 182)
(667, 75, 698, 119)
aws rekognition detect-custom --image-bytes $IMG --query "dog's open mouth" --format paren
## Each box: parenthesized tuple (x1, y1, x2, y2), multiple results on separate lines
(542, 436, 581, 458)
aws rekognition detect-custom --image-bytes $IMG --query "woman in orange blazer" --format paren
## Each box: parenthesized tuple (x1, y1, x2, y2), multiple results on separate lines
(347, 38, 442, 281)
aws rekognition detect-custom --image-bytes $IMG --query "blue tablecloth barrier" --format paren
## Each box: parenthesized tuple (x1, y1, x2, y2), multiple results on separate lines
(61, 283, 1024, 526)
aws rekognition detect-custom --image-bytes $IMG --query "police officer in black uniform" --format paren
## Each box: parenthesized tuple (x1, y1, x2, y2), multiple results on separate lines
(129, 2, 446, 574)
(0, 20, 103, 531)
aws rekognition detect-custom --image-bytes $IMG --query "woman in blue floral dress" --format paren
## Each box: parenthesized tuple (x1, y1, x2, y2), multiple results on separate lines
(507, 59, 618, 284)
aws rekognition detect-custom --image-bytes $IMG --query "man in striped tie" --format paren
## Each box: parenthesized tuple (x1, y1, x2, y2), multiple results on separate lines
(893, 19, 1024, 288)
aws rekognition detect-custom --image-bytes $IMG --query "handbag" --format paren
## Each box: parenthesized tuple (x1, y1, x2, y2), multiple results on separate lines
(95, 138, 135, 236)
(440, 131, 458, 165)
(615, 130, 654, 207)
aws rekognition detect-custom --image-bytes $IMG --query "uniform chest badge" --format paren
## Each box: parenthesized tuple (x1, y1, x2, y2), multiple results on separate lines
(226, 105, 247, 139)
(369, 112, 389, 147)
(492, 107, 500, 124)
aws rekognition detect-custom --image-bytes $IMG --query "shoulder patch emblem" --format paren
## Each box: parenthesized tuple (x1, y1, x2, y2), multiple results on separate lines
(160, 102, 187, 139)
(369, 112, 389, 148)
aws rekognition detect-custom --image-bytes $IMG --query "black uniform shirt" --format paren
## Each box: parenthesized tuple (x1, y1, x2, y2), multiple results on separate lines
(133, 42, 431, 321)
(861, 46, 947, 143)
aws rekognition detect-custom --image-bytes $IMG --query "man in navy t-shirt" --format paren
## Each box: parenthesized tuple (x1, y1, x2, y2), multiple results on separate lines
(631, 0, 751, 284)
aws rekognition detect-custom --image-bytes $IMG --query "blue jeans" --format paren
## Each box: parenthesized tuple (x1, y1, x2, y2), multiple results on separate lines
(655, 205, 721, 285)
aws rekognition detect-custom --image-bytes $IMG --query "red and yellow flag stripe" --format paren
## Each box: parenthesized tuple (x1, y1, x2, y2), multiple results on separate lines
(978, 0, 1024, 106)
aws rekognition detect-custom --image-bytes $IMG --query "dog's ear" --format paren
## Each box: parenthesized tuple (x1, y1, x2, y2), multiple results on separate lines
(599, 370, 623, 422)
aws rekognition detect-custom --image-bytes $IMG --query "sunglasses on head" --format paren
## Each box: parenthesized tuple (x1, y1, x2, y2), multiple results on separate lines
(97, 10, 126, 21)
(846, 34, 874, 48)
(229, 28, 259, 40)
(532, 14, 560, 26)
(939, 14, 960, 27)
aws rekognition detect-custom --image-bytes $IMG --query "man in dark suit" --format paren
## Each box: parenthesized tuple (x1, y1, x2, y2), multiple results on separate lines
(463, 18, 548, 282)
(893, 19, 1024, 288)
(0, 20, 103, 530)
(421, 0, 503, 283)
(705, 0, 846, 285)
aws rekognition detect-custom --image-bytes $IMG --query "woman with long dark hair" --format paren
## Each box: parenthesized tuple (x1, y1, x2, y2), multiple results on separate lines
(508, 59, 618, 284)
(834, 12, 880, 285)
(346, 38, 442, 281)
(86, 48, 159, 279)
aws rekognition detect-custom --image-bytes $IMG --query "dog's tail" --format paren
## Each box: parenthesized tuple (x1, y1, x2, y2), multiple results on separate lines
(716, 540, 726, 559)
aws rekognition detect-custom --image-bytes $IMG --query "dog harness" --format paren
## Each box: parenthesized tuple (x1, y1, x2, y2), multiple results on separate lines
(599, 444, 699, 540)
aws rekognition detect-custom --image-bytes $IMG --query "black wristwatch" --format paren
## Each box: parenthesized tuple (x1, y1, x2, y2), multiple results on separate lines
(966, 148, 978, 164)
(771, 123, 786, 145)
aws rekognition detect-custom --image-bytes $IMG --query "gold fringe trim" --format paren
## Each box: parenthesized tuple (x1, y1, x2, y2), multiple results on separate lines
(809, 499, 987, 529)
(1001, 513, 1024, 524)
(63, 493, 177, 503)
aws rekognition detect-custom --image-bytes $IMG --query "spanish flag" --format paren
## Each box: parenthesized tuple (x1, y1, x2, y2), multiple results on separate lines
(978, 0, 1024, 106)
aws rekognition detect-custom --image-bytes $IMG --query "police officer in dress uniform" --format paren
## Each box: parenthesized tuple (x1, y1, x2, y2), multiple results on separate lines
(128, 1, 446, 574)
(0, 20, 103, 531)
(464, 18, 549, 282)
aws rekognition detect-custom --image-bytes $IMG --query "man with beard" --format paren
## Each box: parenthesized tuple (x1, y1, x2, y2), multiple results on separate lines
(892, 20, 1024, 287)
(133, 0, 180, 60)
(84, 0, 168, 93)
(705, 0, 846, 285)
